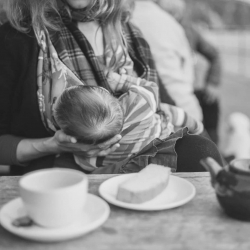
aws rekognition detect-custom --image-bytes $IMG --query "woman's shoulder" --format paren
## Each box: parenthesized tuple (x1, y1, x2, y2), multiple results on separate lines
(0, 22, 37, 49)
(0, 22, 23, 37)
(0, 22, 38, 73)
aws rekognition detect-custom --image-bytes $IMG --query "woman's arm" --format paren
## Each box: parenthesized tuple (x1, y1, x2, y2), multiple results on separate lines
(16, 131, 122, 165)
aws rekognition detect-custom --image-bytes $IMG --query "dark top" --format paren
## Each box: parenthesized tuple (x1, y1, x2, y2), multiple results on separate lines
(0, 22, 174, 174)
(0, 23, 56, 173)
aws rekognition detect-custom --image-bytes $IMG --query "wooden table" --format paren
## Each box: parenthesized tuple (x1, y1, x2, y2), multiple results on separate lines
(0, 173, 249, 250)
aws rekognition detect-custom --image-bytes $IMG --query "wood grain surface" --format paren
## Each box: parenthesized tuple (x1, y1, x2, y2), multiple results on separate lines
(0, 173, 249, 250)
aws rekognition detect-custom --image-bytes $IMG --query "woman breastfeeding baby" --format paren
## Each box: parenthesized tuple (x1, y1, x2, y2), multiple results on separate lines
(53, 69, 205, 173)
(0, 0, 223, 174)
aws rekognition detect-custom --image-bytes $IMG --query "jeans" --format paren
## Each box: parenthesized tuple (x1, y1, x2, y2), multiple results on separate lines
(118, 127, 188, 174)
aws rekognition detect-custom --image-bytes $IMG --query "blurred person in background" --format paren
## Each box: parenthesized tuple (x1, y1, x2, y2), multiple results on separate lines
(157, 0, 222, 144)
(131, 0, 203, 122)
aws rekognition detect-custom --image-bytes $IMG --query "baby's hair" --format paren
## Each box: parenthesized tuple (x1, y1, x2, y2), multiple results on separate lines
(54, 85, 124, 145)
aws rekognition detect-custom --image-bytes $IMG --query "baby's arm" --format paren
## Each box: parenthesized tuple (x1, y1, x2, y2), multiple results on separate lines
(160, 103, 204, 135)
(106, 71, 134, 93)
(107, 72, 159, 111)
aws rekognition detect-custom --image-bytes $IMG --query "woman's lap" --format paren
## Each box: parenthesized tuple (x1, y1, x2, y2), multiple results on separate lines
(52, 136, 224, 173)
(119, 128, 224, 173)
(10, 130, 224, 175)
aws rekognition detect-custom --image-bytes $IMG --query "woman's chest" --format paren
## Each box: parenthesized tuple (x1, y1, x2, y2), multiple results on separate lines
(77, 22, 104, 56)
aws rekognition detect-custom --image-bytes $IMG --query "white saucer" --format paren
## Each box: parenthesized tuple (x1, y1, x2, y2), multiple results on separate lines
(99, 174, 196, 211)
(0, 194, 110, 242)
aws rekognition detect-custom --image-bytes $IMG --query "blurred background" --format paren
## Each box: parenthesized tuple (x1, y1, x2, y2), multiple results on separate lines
(0, 0, 250, 171)
(184, 0, 250, 151)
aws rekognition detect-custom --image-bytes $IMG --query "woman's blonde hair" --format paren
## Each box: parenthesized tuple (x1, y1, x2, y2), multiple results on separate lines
(4, 0, 60, 32)
(4, 0, 133, 71)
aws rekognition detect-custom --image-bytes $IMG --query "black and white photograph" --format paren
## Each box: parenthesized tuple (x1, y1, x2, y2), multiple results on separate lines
(0, 0, 250, 249)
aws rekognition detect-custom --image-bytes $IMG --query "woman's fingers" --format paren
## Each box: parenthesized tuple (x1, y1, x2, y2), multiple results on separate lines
(97, 143, 120, 157)
(79, 142, 121, 157)
(110, 143, 121, 152)
(70, 137, 77, 143)
(87, 143, 121, 157)
(97, 134, 122, 149)
(56, 130, 77, 144)
(54, 131, 122, 156)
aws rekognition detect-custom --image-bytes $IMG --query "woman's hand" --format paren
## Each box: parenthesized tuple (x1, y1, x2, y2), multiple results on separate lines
(50, 130, 122, 157)
(16, 131, 122, 164)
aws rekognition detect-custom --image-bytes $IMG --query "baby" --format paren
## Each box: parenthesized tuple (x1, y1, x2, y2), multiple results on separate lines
(54, 72, 203, 172)
(54, 85, 124, 145)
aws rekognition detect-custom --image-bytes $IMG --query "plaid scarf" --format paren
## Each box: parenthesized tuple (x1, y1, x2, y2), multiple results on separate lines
(55, 21, 158, 86)
(124, 23, 159, 86)
(35, 28, 85, 133)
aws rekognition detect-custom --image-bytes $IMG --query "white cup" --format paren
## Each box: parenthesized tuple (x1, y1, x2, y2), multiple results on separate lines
(19, 168, 88, 228)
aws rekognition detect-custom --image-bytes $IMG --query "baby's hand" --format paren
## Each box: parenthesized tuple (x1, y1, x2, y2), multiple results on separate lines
(106, 71, 124, 93)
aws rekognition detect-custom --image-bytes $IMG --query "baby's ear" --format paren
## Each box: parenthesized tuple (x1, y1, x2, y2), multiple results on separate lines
(52, 96, 60, 112)
(52, 96, 58, 104)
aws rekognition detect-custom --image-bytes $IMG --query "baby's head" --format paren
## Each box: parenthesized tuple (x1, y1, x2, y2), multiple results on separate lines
(54, 85, 124, 145)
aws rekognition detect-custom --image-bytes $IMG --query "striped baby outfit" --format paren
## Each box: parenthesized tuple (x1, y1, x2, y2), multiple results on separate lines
(74, 74, 203, 171)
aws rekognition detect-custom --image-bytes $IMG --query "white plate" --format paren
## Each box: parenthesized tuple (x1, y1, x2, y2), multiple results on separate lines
(0, 194, 110, 242)
(99, 174, 196, 211)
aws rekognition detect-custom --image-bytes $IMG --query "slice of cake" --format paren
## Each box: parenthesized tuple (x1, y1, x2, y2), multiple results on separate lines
(116, 164, 171, 204)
